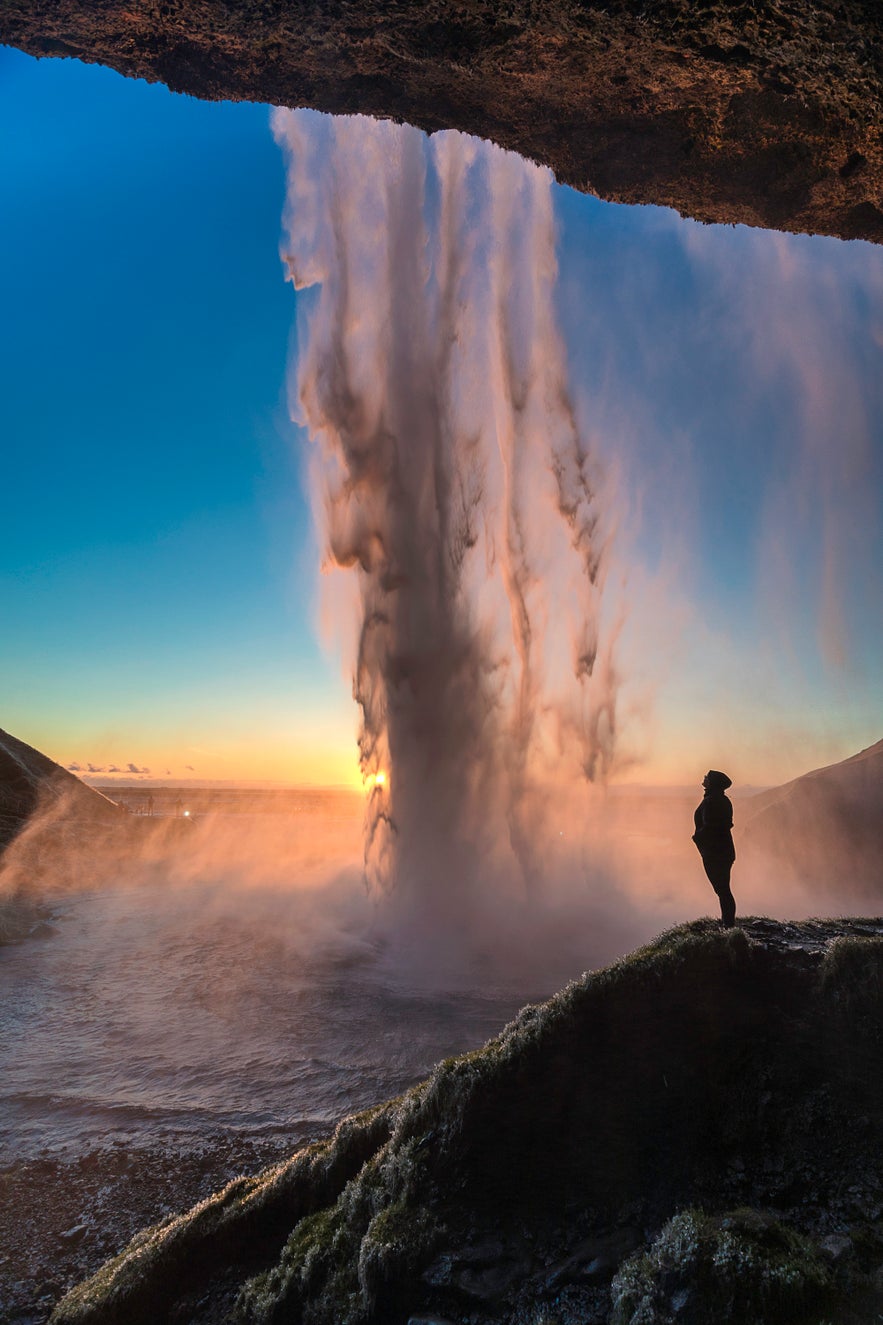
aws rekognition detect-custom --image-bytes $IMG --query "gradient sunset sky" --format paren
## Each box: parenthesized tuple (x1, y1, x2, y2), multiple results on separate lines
(2, 47, 882, 788)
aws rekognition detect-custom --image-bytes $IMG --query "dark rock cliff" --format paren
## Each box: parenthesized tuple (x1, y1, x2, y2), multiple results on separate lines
(0, 727, 123, 854)
(50, 917, 883, 1325)
(0, 727, 128, 941)
(2, 0, 882, 244)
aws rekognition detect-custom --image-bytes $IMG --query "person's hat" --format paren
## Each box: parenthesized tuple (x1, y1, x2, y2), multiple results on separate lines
(704, 769, 732, 790)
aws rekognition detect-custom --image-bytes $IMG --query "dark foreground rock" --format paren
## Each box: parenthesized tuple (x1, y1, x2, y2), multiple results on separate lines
(2, 0, 882, 244)
(48, 916, 883, 1325)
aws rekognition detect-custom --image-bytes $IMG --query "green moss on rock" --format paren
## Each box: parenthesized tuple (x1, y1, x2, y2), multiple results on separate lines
(237, 1201, 364, 1325)
(611, 1207, 832, 1325)
(49, 919, 883, 1325)
(50, 1103, 394, 1325)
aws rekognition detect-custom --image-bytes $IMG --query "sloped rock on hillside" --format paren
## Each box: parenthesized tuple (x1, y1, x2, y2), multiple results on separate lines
(50, 916, 883, 1325)
(0, 726, 123, 854)
(742, 738, 883, 900)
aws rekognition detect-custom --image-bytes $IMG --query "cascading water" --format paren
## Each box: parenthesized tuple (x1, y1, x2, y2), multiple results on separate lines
(273, 112, 620, 940)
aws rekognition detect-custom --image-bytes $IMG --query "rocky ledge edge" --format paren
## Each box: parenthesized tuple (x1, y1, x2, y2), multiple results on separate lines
(2, 0, 883, 245)
(49, 915, 883, 1325)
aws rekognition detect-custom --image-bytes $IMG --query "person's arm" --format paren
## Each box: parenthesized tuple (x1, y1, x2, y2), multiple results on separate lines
(692, 802, 706, 848)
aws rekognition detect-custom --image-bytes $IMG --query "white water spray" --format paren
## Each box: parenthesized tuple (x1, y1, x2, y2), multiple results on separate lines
(273, 111, 619, 932)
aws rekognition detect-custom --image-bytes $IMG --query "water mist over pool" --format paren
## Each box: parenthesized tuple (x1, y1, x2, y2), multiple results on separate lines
(273, 112, 621, 941)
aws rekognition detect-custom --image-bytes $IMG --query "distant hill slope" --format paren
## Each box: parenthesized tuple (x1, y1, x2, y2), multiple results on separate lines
(0, 726, 124, 853)
(748, 737, 883, 816)
(742, 738, 883, 899)
(50, 918, 883, 1325)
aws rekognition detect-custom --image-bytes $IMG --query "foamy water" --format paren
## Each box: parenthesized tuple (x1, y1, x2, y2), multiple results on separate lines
(0, 877, 529, 1162)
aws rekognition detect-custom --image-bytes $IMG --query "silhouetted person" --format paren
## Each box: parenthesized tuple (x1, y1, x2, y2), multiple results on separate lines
(146, 793, 155, 817)
(693, 769, 737, 927)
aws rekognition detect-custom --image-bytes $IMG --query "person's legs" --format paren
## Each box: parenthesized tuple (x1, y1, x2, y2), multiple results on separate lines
(703, 857, 737, 927)
(718, 874, 736, 928)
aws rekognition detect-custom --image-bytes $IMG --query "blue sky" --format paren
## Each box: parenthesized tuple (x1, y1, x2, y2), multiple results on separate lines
(1, 49, 356, 782)
(2, 46, 881, 785)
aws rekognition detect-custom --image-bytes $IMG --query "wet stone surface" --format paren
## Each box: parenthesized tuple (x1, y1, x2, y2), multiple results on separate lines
(0, 1130, 324, 1324)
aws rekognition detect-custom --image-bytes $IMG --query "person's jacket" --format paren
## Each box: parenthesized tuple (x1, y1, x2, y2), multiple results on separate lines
(692, 792, 735, 861)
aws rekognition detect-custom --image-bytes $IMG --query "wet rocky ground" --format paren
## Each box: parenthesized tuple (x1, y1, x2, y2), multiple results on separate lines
(0, 898, 55, 947)
(0, 1130, 328, 1324)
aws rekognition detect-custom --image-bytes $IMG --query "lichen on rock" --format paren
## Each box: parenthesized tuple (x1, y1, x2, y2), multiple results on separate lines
(610, 1207, 832, 1325)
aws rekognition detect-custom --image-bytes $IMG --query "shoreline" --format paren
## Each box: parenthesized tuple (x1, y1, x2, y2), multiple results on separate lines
(0, 1128, 328, 1325)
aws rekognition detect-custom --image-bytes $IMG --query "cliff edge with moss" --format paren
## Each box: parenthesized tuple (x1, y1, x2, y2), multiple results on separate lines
(2, 0, 883, 244)
(50, 916, 883, 1325)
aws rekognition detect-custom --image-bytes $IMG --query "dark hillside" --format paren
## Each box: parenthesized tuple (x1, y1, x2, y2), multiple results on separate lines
(0, 727, 130, 940)
(0, 729, 196, 943)
(742, 738, 883, 901)
(51, 917, 883, 1325)
(0, 727, 123, 854)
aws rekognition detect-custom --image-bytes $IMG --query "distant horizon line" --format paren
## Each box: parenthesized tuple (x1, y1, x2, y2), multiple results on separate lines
(81, 775, 773, 797)
(83, 776, 363, 792)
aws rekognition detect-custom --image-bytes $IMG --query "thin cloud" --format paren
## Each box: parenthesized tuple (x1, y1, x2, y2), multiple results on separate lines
(66, 762, 82, 772)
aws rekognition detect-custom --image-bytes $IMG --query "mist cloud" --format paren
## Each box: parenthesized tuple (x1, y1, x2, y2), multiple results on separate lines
(679, 225, 883, 672)
(551, 194, 883, 783)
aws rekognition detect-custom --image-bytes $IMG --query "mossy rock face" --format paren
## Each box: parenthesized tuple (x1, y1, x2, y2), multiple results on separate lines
(611, 1208, 832, 1325)
(237, 1201, 363, 1325)
(236, 1180, 444, 1325)
(49, 920, 883, 1325)
(49, 1105, 395, 1325)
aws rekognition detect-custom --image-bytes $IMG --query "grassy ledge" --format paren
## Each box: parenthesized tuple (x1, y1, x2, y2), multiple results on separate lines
(50, 918, 883, 1325)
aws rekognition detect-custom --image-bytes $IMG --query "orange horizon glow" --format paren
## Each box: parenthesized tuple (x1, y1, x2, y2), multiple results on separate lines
(13, 720, 363, 789)
(13, 712, 877, 797)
